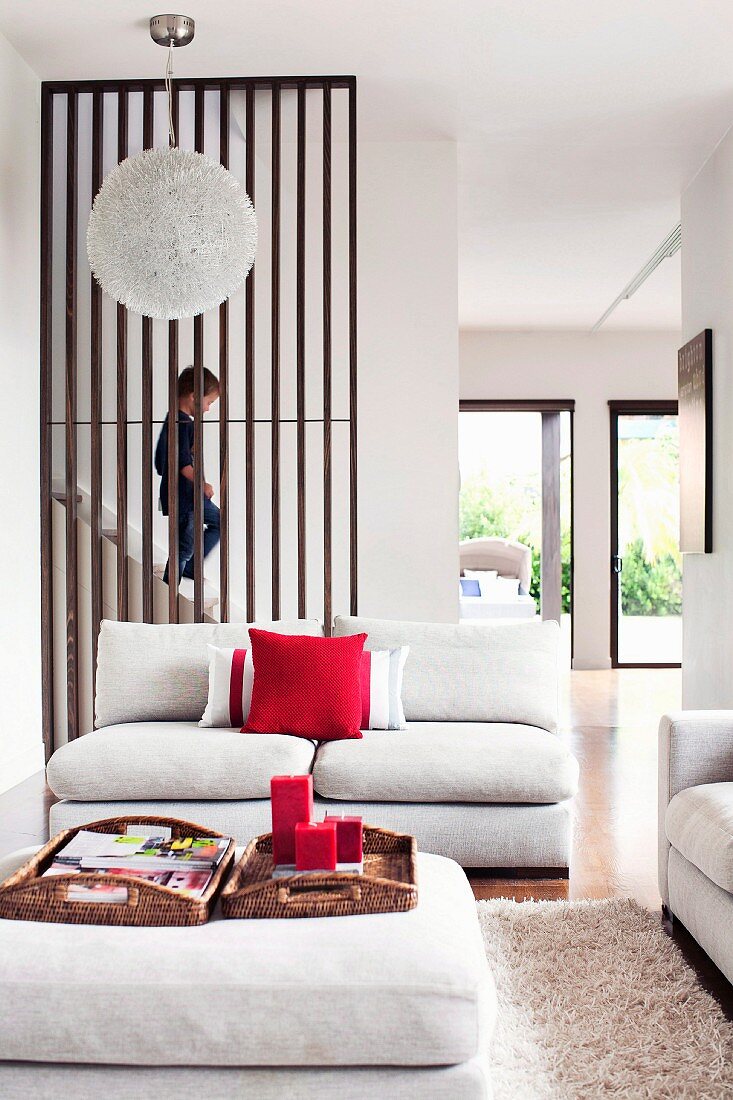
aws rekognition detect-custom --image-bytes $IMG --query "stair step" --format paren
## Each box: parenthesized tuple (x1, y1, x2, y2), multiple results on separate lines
(102, 528, 118, 545)
(52, 490, 83, 505)
(154, 564, 219, 611)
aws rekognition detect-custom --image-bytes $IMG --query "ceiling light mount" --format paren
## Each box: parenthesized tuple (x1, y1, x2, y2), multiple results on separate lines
(150, 14, 195, 48)
(591, 223, 681, 332)
(87, 12, 257, 320)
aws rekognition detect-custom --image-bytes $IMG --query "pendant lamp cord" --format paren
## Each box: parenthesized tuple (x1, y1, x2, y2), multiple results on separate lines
(165, 40, 176, 148)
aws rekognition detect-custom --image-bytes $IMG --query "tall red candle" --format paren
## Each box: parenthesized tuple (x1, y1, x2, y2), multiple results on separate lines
(324, 814, 363, 863)
(295, 821, 337, 872)
(271, 774, 313, 865)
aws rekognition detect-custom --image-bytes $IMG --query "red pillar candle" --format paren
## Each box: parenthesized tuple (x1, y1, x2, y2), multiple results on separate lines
(295, 821, 338, 872)
(324, 814, 363, 863)
(271, 774, 314, 866)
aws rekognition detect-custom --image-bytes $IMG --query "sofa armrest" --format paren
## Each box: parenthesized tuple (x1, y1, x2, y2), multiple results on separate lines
(658, 712, 733, 905)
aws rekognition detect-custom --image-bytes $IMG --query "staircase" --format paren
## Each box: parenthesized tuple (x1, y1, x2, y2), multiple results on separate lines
(50, 480, 245, 744)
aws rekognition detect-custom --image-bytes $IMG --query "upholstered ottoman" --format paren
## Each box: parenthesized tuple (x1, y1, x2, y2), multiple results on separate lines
(0, 850, 493, 1099)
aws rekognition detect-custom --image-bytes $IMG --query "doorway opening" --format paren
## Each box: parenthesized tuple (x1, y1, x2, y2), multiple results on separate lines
(609, 401, 681, 668)
(458, 400, 574, 665)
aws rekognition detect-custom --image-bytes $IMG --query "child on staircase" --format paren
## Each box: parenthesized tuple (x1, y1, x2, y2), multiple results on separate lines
(155, 366, 220, 587)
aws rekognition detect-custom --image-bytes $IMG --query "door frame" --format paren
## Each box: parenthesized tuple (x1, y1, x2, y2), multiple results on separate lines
(608, 400, 680, 669)
(459, 399, 575, 660)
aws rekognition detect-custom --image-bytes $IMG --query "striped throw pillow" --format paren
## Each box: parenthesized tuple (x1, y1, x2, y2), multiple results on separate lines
(360, 647, 409, 730)
(199, 645, 255, 728)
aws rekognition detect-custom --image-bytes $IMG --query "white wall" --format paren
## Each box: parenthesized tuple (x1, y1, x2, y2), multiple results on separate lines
(681, 126, 733, 706)
(460, 330, 679, 668)
(358, 141, 459, 622)
(0, 33, 42, 792)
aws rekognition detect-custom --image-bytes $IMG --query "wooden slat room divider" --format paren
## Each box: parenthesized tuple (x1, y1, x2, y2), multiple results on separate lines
(40, 76, 358, 755)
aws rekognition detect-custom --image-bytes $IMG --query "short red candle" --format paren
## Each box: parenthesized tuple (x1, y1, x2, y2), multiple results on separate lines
(271, 774, 313, 865)
(295, 821, 337, 871)
(324, 814, 363, 863)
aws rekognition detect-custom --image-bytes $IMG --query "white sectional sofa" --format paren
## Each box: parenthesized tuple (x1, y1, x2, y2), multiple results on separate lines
(47, 615, 579, 870)
(659, 712, 733, 983)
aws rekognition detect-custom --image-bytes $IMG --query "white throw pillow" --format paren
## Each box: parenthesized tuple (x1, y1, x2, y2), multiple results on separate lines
(463, 569, 498, 586)
(361, 647, 409, 730)
(492, 576, 521, 601)
(199, 645, 255, 728)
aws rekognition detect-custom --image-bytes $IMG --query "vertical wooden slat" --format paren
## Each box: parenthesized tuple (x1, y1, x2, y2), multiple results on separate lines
(90, 89, 104, 691)
(141, 87, 154, 623)
(192, 83, 205, 622)
(245, 86, 256, 621)
(167, 84, 180, 623)
(65, 90, 79, 741)
(296, 84, 307, 618)
(322, 86, 332, 634)
(541, 412, 562, 623)
(348, 80, 358, 615)
(167, 319, 179, 621)
(271, 84, 281, 621)
(116, 90, 129, 621)
(40, 86, 54, 759)
(218, 86, 230, 623)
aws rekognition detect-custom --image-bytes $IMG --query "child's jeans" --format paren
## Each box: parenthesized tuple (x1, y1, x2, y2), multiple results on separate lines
(163, 497, 221, 586)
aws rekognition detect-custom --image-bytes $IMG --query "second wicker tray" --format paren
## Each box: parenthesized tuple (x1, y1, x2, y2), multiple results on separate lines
(221, 826, 418, 919)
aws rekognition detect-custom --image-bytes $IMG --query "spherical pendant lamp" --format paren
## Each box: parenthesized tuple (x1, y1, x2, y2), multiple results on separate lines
(87, 147, 257, 320)
(86, 16, 257, 320)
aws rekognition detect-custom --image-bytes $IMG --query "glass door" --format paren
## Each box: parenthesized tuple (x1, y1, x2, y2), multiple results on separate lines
(610, 403, 681, 668)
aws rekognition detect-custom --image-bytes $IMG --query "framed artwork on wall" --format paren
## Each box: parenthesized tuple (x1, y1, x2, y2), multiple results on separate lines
(678, 329, 713, 553)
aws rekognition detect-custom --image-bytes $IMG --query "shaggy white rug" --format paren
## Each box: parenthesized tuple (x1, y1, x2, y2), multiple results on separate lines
(478, 897, 733, 1099)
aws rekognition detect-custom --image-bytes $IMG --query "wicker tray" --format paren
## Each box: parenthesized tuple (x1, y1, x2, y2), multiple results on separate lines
(221, 826, 418, 919)
(0, 816, 235, 927)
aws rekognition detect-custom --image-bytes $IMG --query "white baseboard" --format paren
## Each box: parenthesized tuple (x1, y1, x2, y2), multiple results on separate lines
(0, 743, 45, 796)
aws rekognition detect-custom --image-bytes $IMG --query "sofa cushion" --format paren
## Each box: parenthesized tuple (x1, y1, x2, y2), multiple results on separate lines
(666, 783, 733, 892)
(312, 723, 579, 803)
(333, 616, 559, 732)
(0, 853, 494, 1068)
(95, 619, 324, 728)
(46, 724, 316, 801)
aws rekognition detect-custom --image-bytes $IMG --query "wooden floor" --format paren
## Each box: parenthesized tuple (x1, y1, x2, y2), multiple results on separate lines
(2, 665, 732, 1014)
(468, 665, 681, 907)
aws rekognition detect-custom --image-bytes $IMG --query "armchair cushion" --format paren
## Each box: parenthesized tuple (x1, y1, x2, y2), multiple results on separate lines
(658, 712, 733, 902)
(666, 783, 733, 893)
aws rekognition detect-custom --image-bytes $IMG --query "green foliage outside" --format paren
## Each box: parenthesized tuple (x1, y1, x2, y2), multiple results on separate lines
(460, 418, 682, 618)
(619, 539, 681, 616)
(617, 421, 682, 616)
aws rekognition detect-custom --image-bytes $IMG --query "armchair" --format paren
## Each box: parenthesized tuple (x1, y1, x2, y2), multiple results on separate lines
(659, 712, 733, 984)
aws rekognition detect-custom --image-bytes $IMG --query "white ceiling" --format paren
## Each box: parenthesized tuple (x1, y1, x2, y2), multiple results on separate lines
(2, 0, 732, 331)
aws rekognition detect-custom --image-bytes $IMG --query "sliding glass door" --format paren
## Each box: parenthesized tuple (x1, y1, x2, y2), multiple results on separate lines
(610, 402, 681, 668)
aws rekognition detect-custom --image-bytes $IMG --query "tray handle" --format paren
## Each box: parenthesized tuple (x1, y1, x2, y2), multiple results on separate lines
(52, 880, 140, 908)
(277, 882, 362, 905)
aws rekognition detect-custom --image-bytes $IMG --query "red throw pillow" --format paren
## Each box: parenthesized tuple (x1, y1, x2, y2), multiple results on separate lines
(243, 630, 367, 741)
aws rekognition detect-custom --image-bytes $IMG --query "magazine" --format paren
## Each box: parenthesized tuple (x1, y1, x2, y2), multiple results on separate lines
(42, 828, 230, 900)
